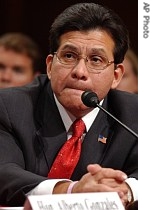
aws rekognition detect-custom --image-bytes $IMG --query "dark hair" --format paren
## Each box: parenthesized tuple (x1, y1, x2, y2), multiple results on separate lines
(49, 3, 129, 64)
(0, 32, 42, 73)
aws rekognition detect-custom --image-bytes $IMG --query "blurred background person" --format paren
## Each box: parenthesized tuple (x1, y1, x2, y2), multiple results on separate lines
(0, 32, 42, 88)
(116, 49, 138, 94)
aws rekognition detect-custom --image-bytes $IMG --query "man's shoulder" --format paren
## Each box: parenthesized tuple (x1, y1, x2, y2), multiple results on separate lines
(0, 74, 49, 105)
(108, 89, 138, 105)
(106, 89, 138, 118)
(0, 74, 48, 94)
(106, 90, 138, 132)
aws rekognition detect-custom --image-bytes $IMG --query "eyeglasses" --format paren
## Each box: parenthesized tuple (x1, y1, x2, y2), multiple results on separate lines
(53, 50, 114, 73)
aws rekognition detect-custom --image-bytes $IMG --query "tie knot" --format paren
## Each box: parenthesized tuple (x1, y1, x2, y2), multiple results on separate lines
(72, 119, 85, 138)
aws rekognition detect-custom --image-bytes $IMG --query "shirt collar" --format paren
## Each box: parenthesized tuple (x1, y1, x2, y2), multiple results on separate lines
(54, 93, 103, 132)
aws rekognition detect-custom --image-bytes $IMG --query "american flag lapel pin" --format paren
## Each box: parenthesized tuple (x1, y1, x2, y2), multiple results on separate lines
(98, 134, 107, 144)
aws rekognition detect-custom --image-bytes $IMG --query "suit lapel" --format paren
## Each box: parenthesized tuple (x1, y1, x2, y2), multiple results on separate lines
(33, 83, 67, 175)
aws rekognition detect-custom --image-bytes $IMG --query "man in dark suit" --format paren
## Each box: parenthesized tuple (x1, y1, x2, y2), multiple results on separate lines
(0, 2, 138, 209)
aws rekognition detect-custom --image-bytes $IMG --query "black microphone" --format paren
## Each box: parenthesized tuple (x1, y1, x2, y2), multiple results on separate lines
(81, 91, 138, 138)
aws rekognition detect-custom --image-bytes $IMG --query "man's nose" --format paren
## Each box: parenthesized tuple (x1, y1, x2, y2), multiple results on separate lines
(71, 58, 89, 80)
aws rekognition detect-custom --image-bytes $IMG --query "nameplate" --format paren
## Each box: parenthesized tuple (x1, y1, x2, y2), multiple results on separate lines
(28, 192, 124, 210)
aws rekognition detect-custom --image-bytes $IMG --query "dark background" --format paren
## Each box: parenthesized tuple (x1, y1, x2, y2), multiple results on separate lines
(0, 0, 138, 72)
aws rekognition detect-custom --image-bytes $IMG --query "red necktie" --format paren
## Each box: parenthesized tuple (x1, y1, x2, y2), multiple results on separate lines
(48, 119, 85, 179)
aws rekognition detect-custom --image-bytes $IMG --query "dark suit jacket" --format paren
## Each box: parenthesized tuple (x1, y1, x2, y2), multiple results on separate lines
(0, 74, 138, 206)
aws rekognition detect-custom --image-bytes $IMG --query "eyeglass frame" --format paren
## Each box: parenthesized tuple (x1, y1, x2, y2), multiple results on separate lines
(52, 51, 115, 73)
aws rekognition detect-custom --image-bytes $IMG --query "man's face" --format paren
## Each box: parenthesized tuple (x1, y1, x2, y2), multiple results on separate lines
(0, 47, 37, 88)
(46, 30, 124, 117)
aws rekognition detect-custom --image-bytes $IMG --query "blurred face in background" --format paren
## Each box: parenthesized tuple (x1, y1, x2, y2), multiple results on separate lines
(116, 52, 138, 94)
(0, 47, 39, 88)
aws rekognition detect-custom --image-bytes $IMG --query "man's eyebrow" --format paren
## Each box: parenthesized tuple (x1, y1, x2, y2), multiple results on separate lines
(60, 44, 78, 51)
(90, 48, 106, 54)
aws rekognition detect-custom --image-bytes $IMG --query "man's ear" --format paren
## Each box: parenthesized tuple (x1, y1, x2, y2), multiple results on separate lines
(111, 63, 125, 89)
(46, 54, 53, 79)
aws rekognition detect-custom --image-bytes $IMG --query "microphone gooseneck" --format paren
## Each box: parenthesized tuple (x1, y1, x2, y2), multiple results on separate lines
(81, 90, 138, 138)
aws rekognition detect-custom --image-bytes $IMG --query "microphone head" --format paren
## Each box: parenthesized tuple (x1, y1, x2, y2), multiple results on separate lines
(81, 91, 100, 108)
